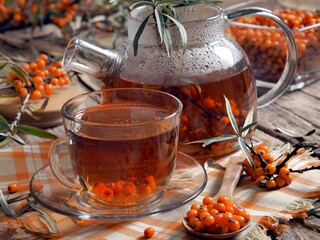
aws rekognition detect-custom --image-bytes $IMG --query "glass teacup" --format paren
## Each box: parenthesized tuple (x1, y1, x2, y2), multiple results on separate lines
(49, 88, 182, 207)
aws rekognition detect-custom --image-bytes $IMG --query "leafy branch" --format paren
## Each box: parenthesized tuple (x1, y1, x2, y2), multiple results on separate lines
(129, 0, 221, 56)
(185, 95, 257, 168)
(0, 53, 58, 147)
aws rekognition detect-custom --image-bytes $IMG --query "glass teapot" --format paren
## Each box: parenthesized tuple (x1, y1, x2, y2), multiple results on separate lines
(62, 3, 297, 160)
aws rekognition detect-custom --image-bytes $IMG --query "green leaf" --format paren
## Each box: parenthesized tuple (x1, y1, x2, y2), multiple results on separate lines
(162, 13, 188, 53)
(0, 136, 11, 147)
(224, 96, 239, 135)
(0, 115, 10, 131)
(17, 125, 58, 139)
(238, 137, 255, 170)
(305, 129, 316, 136)
(0, 63, 7, 71)
(133, 14, 152, 56)
(11, 66, 30, 85)
(241, 122, 258, 137)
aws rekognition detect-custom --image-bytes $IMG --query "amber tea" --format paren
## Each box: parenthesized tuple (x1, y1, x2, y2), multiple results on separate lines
(49, 88, 182, 207)
(68, 104, 178, 205)
(108, 67, 257, 160)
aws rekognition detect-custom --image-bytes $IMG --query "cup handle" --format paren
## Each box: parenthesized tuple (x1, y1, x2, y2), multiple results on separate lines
(49, 136, 83, 192)
(226, 7, 298, 108)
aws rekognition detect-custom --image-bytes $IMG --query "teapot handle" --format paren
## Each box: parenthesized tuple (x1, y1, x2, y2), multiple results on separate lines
(226, 7, 298, 108)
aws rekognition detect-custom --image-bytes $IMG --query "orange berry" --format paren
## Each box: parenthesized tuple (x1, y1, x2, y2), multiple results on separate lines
(228, 219, 241, 232)
(37, 59, 46, 69)
(39, 54, 48, 62)
(123, 182, 136, 196)
(142, 175, 156, 190)
(233, 215, 246, 228)
(29, 62, 37, 70)
(44, 84, 53, 95)
(30, 90, 42, 99)
(32, 76, 43, 86)
(19, 87, 29, 98)
(144, 227, 155, 239)
(265, 164, 276, 175)
(215, 202, 226, 213)
(7, 183, 19, 193)
(56, 60, 63, 68)
(36, 84, 44, 92)
(187, 209, 198, 219)
(58, 77, 66, 86)
(275, 176, 285, 188)
(101, 187, 114, 202)
(112, 180, 125, 196)
(279, 167, 290, 179)
(202, 214, 215, 227)
(92, 182, 106, 195)
(138, 183, 152, 196)
(191, 204, 200, 211)
(266, 179, 277, 190)
(13, 80, 23, 90)
(50, 77, 59, 86)
(202, 196, 214, 205)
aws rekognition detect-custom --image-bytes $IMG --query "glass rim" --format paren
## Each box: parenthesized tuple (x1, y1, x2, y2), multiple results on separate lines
(61, 88, 183, 127)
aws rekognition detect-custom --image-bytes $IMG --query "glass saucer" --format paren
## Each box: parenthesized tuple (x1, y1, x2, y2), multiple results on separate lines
(30, 152, 207, 221)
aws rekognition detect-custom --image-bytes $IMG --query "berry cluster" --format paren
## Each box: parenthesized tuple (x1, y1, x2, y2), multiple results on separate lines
(243, 144, 295, 190)
(91, 175, 157, 203)
(0, 0, 27, 25)
(6, 54, 70, 100)
(185, 195, 250, 234)
(0, 1, 78, 39)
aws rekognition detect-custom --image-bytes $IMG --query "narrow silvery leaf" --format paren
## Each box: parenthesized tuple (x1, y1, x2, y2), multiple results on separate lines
(185, 134, 237, 146)
(0, 189, 17, 219)
(224, 96, 239, 135)
(242, 107, 254, 137)
(11, 66, 30, 85)
(274, 121, 300, 138)
(130, 1, 154, 9)
(133, 14, 151, 56)
(238, 137, 255, 169)
(163, 13, 188, 53)
(204, 158, 225, 170)
(28, 200, 59, 234)
(163, 27, 172, 56)
(8, 133, 26, 145)
(155, 9, 165, 43)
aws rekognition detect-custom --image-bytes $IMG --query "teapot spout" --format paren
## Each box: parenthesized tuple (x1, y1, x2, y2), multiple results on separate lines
(62, 36, 125, 82)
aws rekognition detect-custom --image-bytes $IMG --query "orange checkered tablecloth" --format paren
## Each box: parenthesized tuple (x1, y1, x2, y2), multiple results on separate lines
(0, 141, 319, 239)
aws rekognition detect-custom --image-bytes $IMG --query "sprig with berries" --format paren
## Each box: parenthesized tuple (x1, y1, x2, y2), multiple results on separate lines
(0, 52, 75, 147)
(188, 96, 320, 190)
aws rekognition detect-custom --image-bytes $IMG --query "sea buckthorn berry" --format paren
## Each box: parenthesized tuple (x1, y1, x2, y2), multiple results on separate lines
(285, 175, 293, 185)
(233, 215, 246, 228)
(217, 195, 232, 207)
(138, 183, 152, 196)
(215, 202, 226, 213)
(255, 167, 266, 177)
(275, 176, 285, 188)
(203, 196, 214, 205)
(102, 187, 114, 202)
(7, 182, 19, 193)
(257, 145, 269, 154)
(263, 154, 274, 164)
(112, 180, 125, 196)
(187, 209, 198, 219)
(30, 90, 42, 99)
(92, 182, 106, 195)
(202, 214, 215, 227)
(50, 77, 59, 86)
(279, 167, 290, 179)
(144, 227, 155, 239)
(123, 182, 136, 196)
(44, 84, 53, 95)
(265, 164, 276, 175)
(266, 179, 277, 190)
(193, 219, 205, 232)
(143, 175, 156, 190)
(191, 203, 200, 210)
(19, 87, 29, 98)
(228, 219, 241, 232)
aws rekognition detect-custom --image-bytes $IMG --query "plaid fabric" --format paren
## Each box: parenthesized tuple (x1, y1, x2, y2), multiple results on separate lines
(0, 141, 319, 239)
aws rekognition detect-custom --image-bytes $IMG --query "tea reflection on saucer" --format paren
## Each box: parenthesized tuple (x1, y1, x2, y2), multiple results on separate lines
(30, 152, 207, 221)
